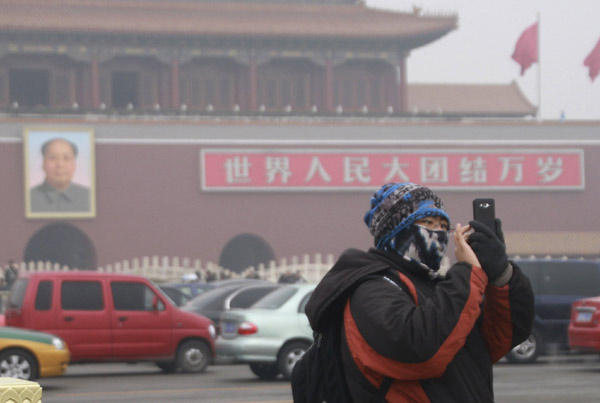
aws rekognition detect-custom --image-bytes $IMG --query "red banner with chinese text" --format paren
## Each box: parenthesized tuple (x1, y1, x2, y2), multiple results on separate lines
(200, 148, 584, 191)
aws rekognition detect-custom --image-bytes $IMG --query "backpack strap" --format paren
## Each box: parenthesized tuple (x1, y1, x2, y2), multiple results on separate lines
(363, 269, 418, 305)
(387, 270, 419, 304)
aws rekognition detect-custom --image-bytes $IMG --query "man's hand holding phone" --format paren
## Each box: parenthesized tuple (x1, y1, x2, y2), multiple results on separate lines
(468, 198, 512, 285)
(468, 219, 511, 285)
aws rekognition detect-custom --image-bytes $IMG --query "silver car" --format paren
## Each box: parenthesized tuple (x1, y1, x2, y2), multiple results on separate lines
(216, 283, 315, 380)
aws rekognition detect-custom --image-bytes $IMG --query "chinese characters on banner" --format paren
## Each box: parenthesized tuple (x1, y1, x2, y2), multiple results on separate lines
(200, 149, 584, 191)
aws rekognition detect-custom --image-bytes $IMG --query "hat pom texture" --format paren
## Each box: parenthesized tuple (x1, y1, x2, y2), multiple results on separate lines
(364, 183, 450, 249)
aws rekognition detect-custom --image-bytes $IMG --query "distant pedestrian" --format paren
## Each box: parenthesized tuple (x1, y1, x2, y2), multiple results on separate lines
(4, 259, 18, 289)
(245, 268, 261, 279)
(279, 269, 305, 284)
(292, 270, 306, 283)
(206, 270, 217, 282)
(278, 269, 295, 283)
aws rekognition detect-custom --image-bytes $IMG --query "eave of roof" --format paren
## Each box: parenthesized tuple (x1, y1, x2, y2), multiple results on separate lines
(0, 0, 457, 42)
(407, 81, 537, 117)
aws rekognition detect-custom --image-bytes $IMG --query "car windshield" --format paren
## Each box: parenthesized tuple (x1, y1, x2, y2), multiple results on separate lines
(251, 286, 297, 309)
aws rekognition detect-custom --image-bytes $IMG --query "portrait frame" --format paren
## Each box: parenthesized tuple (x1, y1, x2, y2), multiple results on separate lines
(24, 127, 96, 219)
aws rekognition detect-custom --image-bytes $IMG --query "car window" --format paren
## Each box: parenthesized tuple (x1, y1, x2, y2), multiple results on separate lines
(185, 286, 242, 310)
(158, 286, 179, 304)
(178, 286, 193, 297)
(112, 281, 164, 311)
(7, 278, 28, 309)
(539, 262, 600, 297)
(229, 286, 277, 308)
(62, 281, 104, 310)
(35, 280, 53, 310)
(252, 286, 298, 309)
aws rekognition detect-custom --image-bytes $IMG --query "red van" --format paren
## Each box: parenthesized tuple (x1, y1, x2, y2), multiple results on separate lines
(5, 271, 216, 373)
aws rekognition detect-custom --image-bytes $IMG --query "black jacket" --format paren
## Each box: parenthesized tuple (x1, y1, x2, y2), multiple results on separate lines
(305, 248, 534, 403)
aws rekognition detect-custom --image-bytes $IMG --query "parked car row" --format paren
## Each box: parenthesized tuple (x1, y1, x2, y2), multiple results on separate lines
(6, 258, 600, 383)
(181, 280, 280, 328)
(1, 272, 316, 381)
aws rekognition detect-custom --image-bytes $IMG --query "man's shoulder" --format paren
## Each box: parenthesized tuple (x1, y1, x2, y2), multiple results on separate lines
(30, 182, 49, 193)
(30, 183, 52, 206)
(68, 183, 90, 194)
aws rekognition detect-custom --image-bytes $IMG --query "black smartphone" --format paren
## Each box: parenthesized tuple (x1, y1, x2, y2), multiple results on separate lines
(473, 198, 496, 232)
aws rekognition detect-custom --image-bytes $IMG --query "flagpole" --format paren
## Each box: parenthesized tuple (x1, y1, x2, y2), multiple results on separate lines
(537, 12, 541, 121)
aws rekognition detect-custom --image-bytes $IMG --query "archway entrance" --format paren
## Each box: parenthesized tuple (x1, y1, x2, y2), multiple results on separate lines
(24, 222, 96, 270)
(219, 233, 275, 273)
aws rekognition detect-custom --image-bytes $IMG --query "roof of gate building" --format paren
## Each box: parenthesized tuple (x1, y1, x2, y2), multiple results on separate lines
(407, 82, 537, 117)
(0, 0, 457, 42)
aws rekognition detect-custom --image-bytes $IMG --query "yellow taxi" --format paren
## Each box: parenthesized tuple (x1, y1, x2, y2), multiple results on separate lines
(0, 326, 69, 380)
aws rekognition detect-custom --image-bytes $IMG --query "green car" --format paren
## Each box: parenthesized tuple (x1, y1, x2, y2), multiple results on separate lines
(0, 326, 70, 380)
(216, 283, 315, 380)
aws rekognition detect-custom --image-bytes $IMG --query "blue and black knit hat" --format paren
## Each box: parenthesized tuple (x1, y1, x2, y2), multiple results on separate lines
(364, 182, 450, 249)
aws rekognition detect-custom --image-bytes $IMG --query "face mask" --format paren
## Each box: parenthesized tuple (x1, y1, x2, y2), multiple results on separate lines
(385, 224, 449, 273)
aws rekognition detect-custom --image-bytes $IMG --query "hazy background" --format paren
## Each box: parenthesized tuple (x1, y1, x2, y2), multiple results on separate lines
(368, 0, 600, 121)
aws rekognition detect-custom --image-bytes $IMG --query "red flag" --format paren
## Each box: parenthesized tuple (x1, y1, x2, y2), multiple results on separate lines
(584, 38, 600, 82)
(512, 22, 538, 75)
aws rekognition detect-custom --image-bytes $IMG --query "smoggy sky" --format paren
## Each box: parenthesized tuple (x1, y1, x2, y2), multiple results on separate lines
(367, 0, 600, 121)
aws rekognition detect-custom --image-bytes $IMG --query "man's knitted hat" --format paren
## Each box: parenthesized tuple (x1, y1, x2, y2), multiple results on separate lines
(364, 182, 450, 248)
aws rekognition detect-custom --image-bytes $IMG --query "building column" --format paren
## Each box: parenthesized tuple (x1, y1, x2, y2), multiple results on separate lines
(90, 52, 100, 109)
(325, 57, 334, 113)
(397, 57, 407, 114)
(248, 54, 257, 111)
(171, 55, 180, 109)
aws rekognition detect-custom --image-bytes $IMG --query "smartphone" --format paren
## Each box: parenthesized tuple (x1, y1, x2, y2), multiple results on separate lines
(473, 198, 496, 232)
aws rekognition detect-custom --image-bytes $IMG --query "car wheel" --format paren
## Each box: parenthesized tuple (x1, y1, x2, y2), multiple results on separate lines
(177, 340, 211, 373)
(506, 329, 543, 364)
(277, 341, 310, 380)
(249, 363, 280, 380)
(0, 349, 39, 380)
(156, 361, 178, 373)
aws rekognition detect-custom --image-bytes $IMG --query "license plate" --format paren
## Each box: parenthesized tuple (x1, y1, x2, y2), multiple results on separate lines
(576, 311, 593, 322)
(224, 322, 236, 334)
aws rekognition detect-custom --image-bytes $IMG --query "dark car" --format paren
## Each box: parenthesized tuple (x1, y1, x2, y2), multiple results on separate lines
(506, 258, 600, 363)
(163, 279, 266, 300)
(181, 282, 281, 328)
(159, 285, 192, 307)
